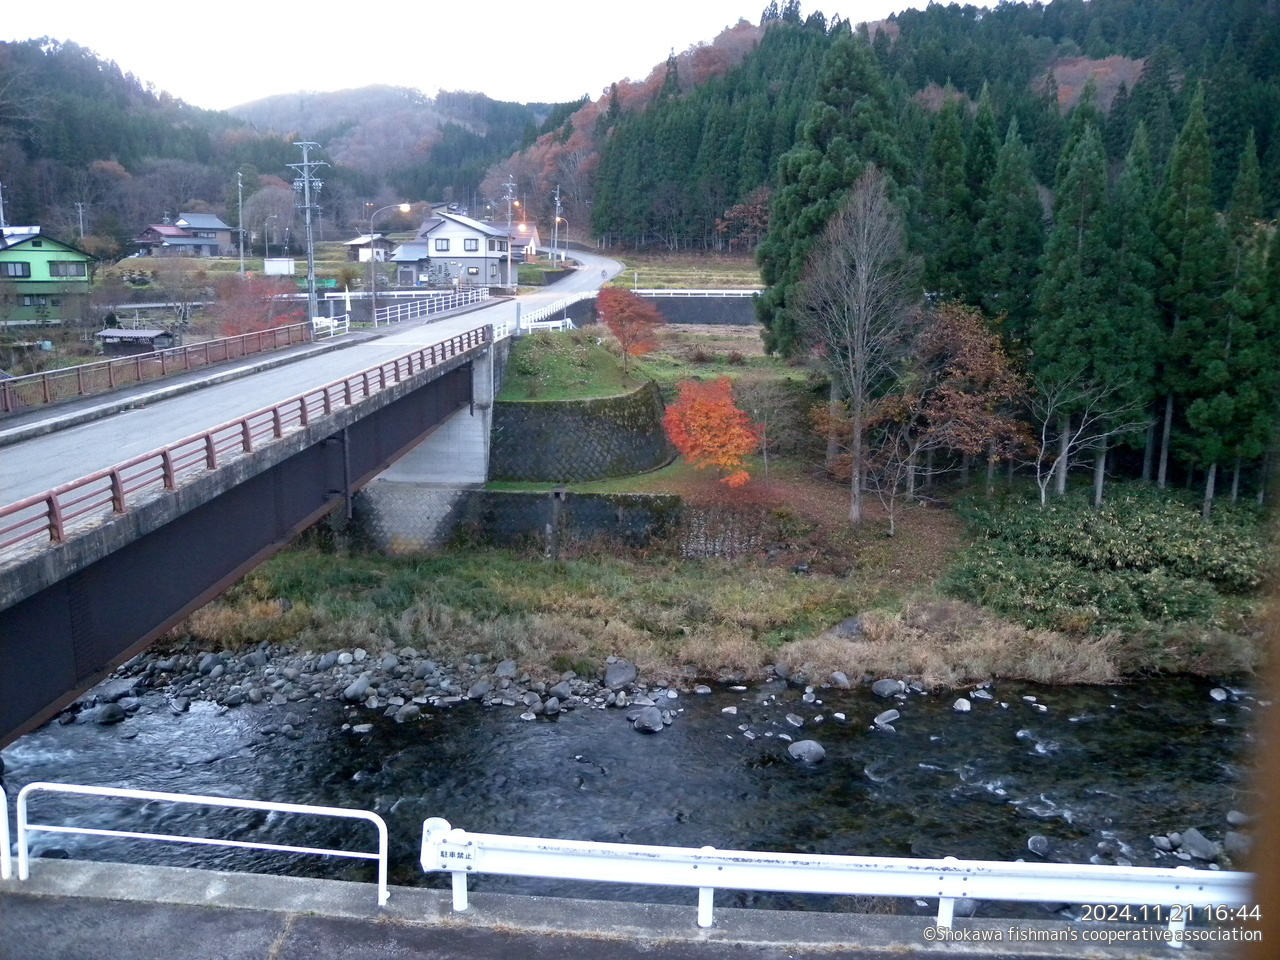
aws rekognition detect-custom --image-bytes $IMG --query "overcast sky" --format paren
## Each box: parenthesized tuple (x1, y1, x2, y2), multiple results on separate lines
(3, 1, 929, 111)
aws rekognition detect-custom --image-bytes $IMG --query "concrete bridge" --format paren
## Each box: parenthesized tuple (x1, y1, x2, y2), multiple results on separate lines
(0, 254, 620, 748)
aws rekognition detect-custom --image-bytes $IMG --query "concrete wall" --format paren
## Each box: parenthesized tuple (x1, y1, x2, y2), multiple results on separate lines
(489, 381, 673, 483)
(642, 296, 758, 326)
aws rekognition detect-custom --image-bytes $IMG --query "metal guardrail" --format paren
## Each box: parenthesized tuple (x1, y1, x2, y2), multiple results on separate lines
(420, 819, 1251, 939)
(372, 288, 489, 327)
(0, 325, 492, 559)
(631, 289, 762, 297)
(1, 783, 9, 881)
(0, 322, 315, 416)
(310, 314, 350, 339)
(521, 291, 596, 327)
(15, 782, 390, 904)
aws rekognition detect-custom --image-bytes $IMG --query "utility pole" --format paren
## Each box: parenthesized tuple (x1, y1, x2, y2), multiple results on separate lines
(74, 202, 86, 239)
(237, 171, 245, 277)
(503, 174, 517, 289)
(0, 182, 7, 228)
(288, 141, 328, 321)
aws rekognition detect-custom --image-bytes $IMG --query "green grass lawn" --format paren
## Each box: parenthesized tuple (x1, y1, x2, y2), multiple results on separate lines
(498, 329, 639, 401)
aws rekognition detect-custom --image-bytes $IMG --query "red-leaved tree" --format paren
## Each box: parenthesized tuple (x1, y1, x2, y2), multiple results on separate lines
(663, 377, 761, 488)
(597, 287, 665, 380)
(210, 275, 303, 337)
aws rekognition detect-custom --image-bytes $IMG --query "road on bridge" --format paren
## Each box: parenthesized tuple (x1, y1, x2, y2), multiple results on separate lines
(0, 252, 621, 509)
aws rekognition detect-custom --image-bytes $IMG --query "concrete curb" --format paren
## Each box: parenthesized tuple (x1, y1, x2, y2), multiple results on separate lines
(0, 860, 1207, 957)
(0, 297, 504, 450)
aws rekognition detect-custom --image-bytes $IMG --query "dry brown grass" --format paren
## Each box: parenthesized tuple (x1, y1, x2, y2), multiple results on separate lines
(779, 597, 1122, 688)
(608, 251, 763, 289)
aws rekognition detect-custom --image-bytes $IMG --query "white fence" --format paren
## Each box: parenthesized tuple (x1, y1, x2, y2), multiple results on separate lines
(420, 819, 1251, 941)
(521, 290, 596, 327)
(373, 288, 489, 327)
(1, 783, 9, 881)
(632, 289, 762, 297)
(15, 782, 391, 905)
(310, 314, 350, 339)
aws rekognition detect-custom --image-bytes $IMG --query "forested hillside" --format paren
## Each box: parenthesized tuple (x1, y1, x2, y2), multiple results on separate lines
(0, 39, 569, 255)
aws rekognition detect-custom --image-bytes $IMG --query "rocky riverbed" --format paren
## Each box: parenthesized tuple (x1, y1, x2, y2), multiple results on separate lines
(26, 635, 1258, 886)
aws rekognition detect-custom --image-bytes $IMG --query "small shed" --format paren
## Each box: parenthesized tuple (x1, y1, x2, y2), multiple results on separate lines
(96, 328, 177, 356)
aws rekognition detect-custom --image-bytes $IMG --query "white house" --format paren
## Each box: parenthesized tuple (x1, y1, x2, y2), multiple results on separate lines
(343, 233, 395, 262)
(389, 212, 537, 287)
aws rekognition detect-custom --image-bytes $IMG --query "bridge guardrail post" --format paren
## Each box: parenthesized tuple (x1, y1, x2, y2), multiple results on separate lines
(1, 783, 10, 880)
(697, 846, 715, 927)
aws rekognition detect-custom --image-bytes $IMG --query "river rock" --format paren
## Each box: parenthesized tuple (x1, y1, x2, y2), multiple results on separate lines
(1028, 835, 1051, 857)
(353, 648, 367, 663)
(972, 689, 994, 701)
(467, 680, 492, 700)
(772, 662, 791, 680)
(394, 704, 420, 723)
(1209, 687, 1229, 702)
(873, 709, 900, 727)
(543, 696, 561, 716)
(1152, 835, 1173, 852)
(351, 723, 373, 734)
(953, 698, 972, 713)
(379, 655, 398, 672)
(245, 651, 269, 668)
(1180, 828, 1219, 861)
(343, 677, 371, 702)
(695, 685, 712, 694)
(721, 706, 737, 715)
(337, 652, 354, 666)
(197, 653, 222, 675)
(169, 697, 190, 714)
(785, 713, 804, 728)
(548, 680, 573, 700)
(494, 659, 518, 680)
(632, 706, 665, 733)
(1227, 810, 1251, 827)
(787, 740, 825, 763)
(605, 661, 638, 690)
(1223, 831, 1252, 859)
(829, 671, 850, 688)
(94, 702, 127, 724)
(316, 651, 338, 672)
(871, 679, 905, 698)
(94, 678, 138, 703)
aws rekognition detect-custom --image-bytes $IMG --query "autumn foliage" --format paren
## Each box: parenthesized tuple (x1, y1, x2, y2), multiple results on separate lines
(664, 377, 761, 488)
(210, 275, 304, 337)
(597, 287, 666, 379)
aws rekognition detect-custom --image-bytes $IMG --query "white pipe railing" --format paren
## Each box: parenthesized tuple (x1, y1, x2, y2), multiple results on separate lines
(631, 289, 762, 297)
(310, 314, 350, 339)
(420, 819, 1251, 940)
(372, 288, 489, 327)
(1, 783, 9, 880)
(17, 782, 391, 905)
(521, 290, 596, 327)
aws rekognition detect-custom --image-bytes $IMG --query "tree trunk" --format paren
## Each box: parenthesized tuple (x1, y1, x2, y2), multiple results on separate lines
(1007, 458, 1015, 488)
(825, 379, 841, 473)
(1093, 438, 1106, 509)
(1260, 452, 1271, 506)
(1157, 394, 1174, 488)
(960, 453, 971, 485)
(849, 395, 864, 524)
(1202, 461, 1217, 520)
(985, 444, 996, 499)
(907, 449, 917, 499)
(924, 448, 935, 489)
(1055, 412, 1070, 496)
(1231, 457, 1241, 503)
(1142, 420, 1155, 483)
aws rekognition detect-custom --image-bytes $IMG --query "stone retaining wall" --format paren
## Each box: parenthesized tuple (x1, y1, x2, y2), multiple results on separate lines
(489, 380, 673, 482)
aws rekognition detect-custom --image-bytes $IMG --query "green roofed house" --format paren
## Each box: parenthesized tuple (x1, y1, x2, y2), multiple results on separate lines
(0, 227, 94, 327)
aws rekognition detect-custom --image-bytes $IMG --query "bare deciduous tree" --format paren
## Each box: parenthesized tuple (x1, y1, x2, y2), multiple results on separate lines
(795, 166, 920, 522)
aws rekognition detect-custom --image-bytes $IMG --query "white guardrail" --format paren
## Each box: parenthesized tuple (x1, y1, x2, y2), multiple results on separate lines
(310, 314, 350, 339)
(373, 288, 489, 327)
(632, 289, 762, 297)
(420, 819, 1251, 942)
(15, 782, 391, 904)
(1, 783, 9, 880)
(521, 290, 597, 328)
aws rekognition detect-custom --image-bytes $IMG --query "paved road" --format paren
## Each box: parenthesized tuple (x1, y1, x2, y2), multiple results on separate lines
(0, 252, 620, 508)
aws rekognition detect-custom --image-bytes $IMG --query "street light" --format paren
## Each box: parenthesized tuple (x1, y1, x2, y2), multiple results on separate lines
(368, 202, 411, 324)
(553, 216, 568, 265)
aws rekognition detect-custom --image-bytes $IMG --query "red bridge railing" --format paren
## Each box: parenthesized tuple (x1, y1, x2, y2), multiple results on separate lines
(0, 325, 491, 559)
(0, 322, 316, 416)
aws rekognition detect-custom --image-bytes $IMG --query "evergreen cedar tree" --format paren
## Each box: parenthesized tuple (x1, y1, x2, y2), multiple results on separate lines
(663, 378, 761, 488)
(596, 288, 665, 379)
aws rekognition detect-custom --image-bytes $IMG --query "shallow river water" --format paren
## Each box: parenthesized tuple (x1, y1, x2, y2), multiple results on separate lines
(0, 675, 1257, 912)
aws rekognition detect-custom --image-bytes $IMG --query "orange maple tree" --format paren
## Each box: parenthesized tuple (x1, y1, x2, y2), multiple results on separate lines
(663, 377, 761, 488)
(597, 287, 666, 380)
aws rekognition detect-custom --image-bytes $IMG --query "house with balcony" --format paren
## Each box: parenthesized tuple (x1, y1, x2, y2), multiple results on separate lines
(389, 212, 536, 286)
(0, 227, 93, 326)
(132, 213, 233, 258)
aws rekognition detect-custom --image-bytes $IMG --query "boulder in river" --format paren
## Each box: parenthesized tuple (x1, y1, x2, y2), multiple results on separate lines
(1027, 835, 1051, 857)
(632, 706, 665, 733)
(605, 661, 638, 690)
(343, 677, 371, 702)
(467, 680, 492, 700)
(494, 659, 518, 679)
(788, 740, 826, 763)
(94, 703, 127, 724)
(1180, 828, 1219, 861)
(873, 709, 900, 727)
(871, 679, 905, 698)
(953, 698, 971, 713)
(543, 697, 561, 717)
